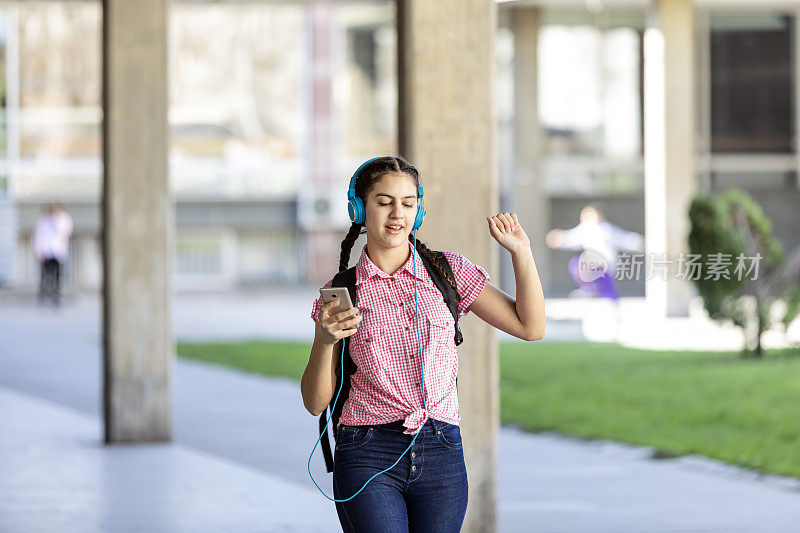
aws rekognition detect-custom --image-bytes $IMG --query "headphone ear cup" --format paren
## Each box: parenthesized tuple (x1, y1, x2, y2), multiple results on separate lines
(348, 197, 365, 225)
(412, 205, 425, 231)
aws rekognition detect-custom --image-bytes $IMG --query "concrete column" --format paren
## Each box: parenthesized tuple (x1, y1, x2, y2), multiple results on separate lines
(696, 8, 712, 194)
(794, 11, 800, 189)
(2, 6, 20, 285)
(398, 1, 497, 531)
(302, 3, 342, 283)
(4, 5, 19, 195)
(643, 0, 696, 317)
(102, 0, 171, 442)
(512, 7, 549, 291)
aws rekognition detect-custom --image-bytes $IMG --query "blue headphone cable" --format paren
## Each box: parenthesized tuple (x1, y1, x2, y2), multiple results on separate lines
(307, 230, 427, 502)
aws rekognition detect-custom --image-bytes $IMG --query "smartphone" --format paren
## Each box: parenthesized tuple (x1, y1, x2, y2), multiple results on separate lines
(320, 287, 354, 316)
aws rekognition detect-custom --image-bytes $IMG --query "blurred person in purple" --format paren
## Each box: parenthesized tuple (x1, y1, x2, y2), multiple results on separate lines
(546, 203, 643, 303)
(33, 202, 73, 306)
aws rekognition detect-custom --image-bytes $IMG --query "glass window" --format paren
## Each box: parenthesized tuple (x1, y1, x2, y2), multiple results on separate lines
(175, 232, 222, 275)
(710, 14, 793, 153)
(16, 2, 102, 198)
(336, 4, 396, 165)
(237, 230, 301, 285)
(169, 3, 306, 198)
(538, 23, 643, 193)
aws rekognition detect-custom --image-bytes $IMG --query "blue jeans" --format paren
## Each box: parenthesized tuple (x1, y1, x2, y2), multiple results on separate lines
(333, 418, 468, 532)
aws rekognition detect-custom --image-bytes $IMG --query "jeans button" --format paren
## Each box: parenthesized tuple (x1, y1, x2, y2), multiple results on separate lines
(411, 452, 416, 458)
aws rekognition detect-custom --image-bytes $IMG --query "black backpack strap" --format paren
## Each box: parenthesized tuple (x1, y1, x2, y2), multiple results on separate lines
(419, 250, 464, 346)
(333, 267, 358, 311)
(317, 266, 357, 473)
(318, 407, 334, 472)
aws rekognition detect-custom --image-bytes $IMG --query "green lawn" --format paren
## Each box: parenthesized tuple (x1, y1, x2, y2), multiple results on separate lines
(176, 340, 800, 479)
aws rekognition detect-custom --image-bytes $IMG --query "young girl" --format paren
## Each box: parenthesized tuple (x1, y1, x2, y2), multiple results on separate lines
(302, 156, 545, 532)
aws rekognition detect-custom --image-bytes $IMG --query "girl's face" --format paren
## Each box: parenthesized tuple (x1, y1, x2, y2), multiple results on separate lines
(364, 172, 419, 251)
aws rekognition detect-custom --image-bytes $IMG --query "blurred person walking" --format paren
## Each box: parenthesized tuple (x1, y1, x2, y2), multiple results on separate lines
(545, 203, 643, 303)
(33, 202, 73, 306)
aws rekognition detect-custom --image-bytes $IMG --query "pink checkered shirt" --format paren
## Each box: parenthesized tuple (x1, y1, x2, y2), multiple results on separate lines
(311, 241, 490, 435)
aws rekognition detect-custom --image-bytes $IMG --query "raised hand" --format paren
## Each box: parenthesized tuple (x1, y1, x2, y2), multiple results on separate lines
(487, 212, 531, 254)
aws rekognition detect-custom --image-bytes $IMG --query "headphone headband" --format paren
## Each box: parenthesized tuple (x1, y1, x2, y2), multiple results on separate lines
(347, 157, 383, 200)
(347, 156, 425, 230)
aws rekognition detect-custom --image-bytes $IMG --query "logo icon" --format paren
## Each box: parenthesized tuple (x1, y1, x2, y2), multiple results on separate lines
(577, 249, 608, 282)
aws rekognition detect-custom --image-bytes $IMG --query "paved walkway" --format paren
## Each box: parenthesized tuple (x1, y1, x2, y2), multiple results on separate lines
(0, 388, 335, 532)
(2, 292, 800, 532)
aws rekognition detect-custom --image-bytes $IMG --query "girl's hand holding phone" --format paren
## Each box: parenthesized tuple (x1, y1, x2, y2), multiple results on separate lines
(316, 299, 361, 346)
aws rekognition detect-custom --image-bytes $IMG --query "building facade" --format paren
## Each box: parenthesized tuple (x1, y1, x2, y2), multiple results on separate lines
(0, 0, 798, 298)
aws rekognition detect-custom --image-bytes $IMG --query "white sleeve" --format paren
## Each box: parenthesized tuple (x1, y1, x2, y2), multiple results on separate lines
(605, 223, 644, 253)
(60, 213, 74, 237)
(32, 220, 44, 259)
(557, 225, 586, 251)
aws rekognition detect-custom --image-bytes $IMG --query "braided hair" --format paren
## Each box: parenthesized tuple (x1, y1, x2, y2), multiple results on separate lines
(338, 155, 461, 305)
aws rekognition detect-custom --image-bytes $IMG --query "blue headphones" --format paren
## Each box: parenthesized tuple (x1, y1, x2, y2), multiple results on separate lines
(347, 156, 426, 231)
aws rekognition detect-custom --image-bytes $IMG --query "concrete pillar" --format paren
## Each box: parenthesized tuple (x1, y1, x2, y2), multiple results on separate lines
(102, 0, 171, 442)
(794, 11, 800, 190)
(2, 6, 20, 285)
(512, 7, 549, 291)
(398, 1, 497, 531)
(304, 3, 340, 283)
(643, 0, 695, 317)
(696, 9, 712, 194)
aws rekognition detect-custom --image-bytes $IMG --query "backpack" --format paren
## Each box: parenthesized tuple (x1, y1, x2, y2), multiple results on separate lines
(318, 249, 463, 473)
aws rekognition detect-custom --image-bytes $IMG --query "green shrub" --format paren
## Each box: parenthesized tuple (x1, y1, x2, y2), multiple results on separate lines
(688, 188, 800, 356)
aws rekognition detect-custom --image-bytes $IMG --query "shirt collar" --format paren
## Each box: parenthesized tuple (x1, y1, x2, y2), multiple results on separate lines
(355, 241, 424, 285)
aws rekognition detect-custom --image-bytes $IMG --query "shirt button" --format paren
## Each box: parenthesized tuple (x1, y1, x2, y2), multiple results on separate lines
(410, 354, 414, 359)
(366, 338, 371, 343)
(412, 466, 416, 472)
(399, 302, 404, 307)
(415, 382, 420, 387)
(405, 326, 410, 331)
(411, 452, 416, 458)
